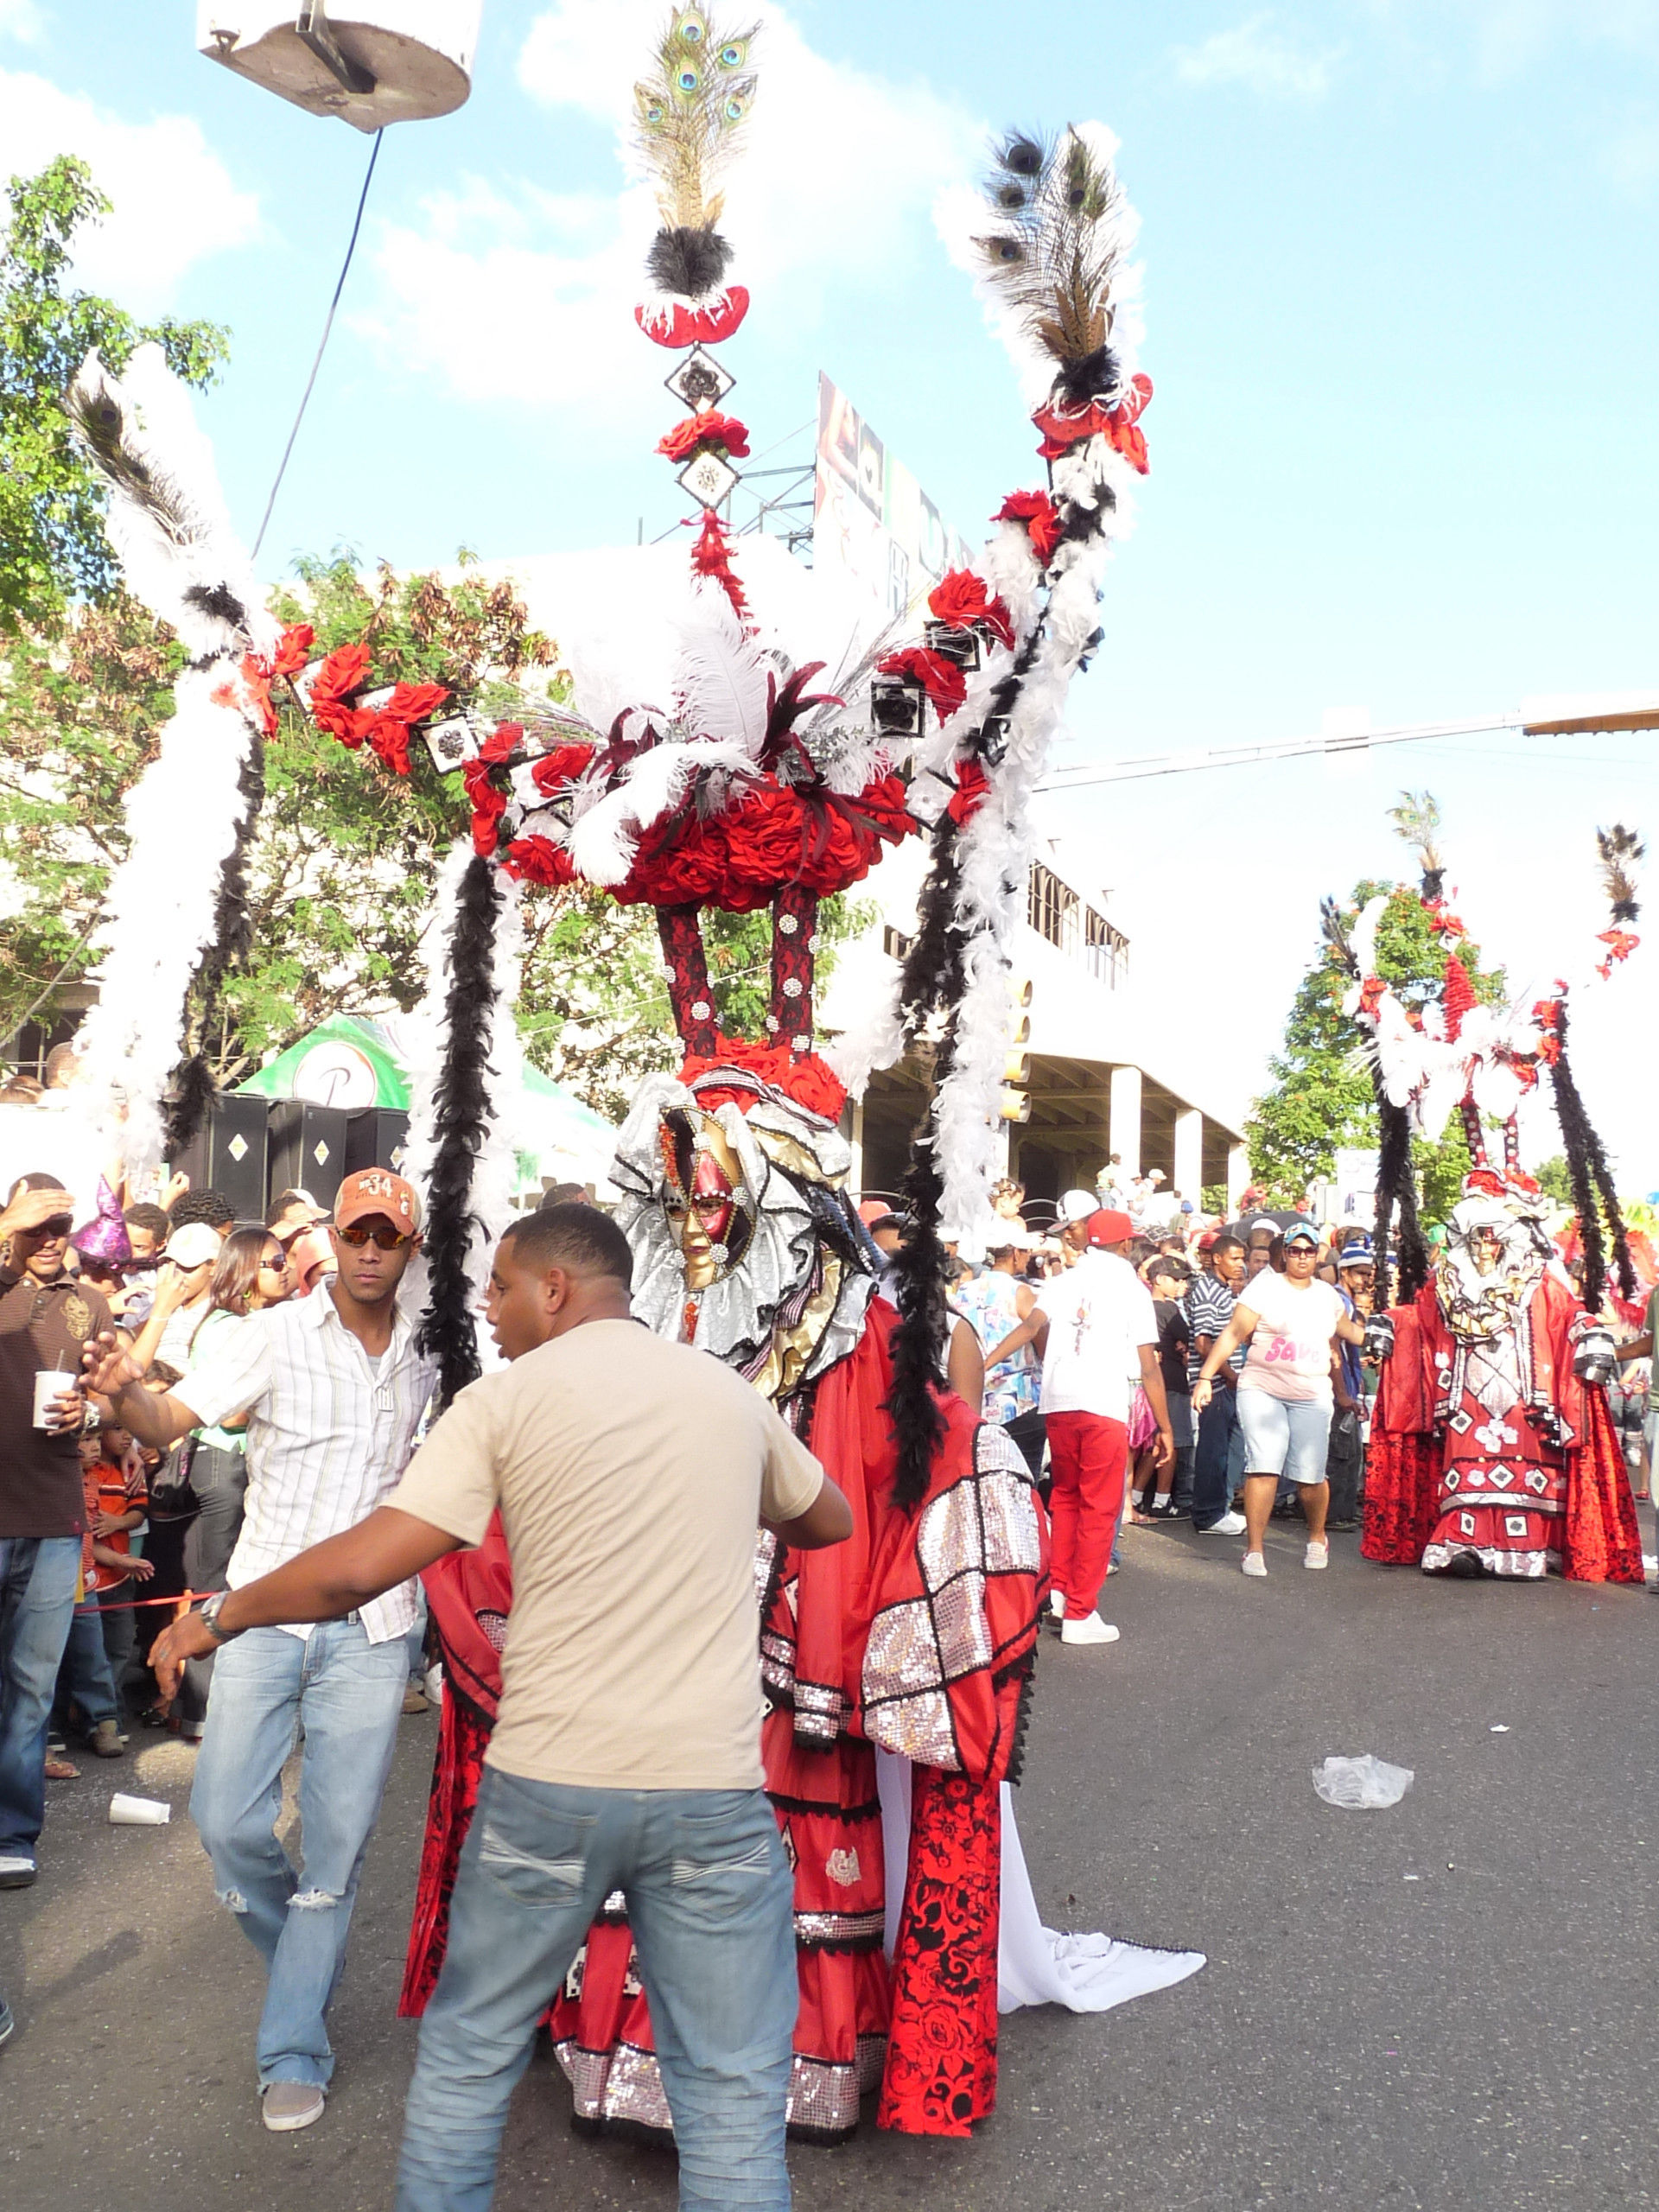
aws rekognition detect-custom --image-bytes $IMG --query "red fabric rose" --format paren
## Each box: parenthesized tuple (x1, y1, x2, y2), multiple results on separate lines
(679, 1033, 848, 1122)
(365, 715, 412, 776)
(385, 680, 449, 727)
(478, 721, 524, 766)
(994, 491, 1062, 565)
(657, 410, 751, 462)
(463, 760, 509, 857)
(946, 759, 991, 828)
(234, 656, 277, 739)
(622, 817, 734, 907)
(530, 744, 596, 797)
(927, 570, 1015, 651)
(503, 835, 577, 887)
(270, 623, 315, 679)
(878, 645, 967, 721)
(309, 642, 372, 709)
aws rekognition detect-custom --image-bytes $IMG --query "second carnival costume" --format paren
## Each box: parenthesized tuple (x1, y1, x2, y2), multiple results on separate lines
(1321, 810, 1644, 1585)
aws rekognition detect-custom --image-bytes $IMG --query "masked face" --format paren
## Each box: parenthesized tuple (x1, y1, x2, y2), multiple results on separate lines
(1470, 1226, 1503, 1277)
(660, 1110, 754, 1290)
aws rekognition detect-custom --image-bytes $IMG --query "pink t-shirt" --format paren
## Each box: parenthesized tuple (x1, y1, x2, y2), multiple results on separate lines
(1236, 1270, 1345, 1404)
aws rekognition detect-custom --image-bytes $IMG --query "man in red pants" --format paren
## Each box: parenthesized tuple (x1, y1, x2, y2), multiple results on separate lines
(988, 1210, 1173, 1646)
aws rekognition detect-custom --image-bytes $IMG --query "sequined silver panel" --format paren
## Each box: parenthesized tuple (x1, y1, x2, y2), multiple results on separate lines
(862, 1683, 956, 1765)
(862, 1599, 942, 1698)
(554, 2040, 674, 2133)
(754, 1526, 779, 1610)
(978, 1470, 1042, 1574)
(931, 1567, 993, 1681)
(917, 1478, 982, 1588)
(855, 2031, 887, 2091)
(793, 1908, 886, 1948)
(786, 2055, 861, 2135)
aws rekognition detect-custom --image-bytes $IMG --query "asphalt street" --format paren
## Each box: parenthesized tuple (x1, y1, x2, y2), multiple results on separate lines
(4, 1510, 1656, 2212)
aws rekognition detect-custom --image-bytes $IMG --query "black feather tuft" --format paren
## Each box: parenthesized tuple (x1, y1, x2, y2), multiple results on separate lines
(183, 581, 250, 632)
(646, 223, 734, 300)
(416, 855, 505, 1411)
(162, 1054, 219, 1163)
(1052, 341, 1122, 409)
(1420, 866, 1445, 901)
(1549, 1002, 1636, 1310)
(1372, 1090, 1428, 1307)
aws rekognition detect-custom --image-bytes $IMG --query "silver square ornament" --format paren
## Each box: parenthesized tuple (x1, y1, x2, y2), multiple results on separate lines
(677, 448, 740, 508)
(664, 346, 734, 410)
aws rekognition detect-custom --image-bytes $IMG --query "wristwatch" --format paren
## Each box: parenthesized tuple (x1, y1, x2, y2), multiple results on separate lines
(198, 1590, 244, 1645)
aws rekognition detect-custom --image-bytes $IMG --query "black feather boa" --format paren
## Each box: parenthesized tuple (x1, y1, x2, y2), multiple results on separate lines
(887, 1125, 950, 1512)
(1371, 1086, 1430, 1308)
(1549, 1002, 1635, 1309)
(162, 721, 266, 1160)
(416, 854, 505, 1410)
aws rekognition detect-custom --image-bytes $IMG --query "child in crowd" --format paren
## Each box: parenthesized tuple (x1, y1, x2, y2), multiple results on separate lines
(48, 1428, 154, 1772)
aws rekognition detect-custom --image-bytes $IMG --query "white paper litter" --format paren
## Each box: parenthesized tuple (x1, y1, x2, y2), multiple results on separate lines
(1312, 1754, 1414, 1809)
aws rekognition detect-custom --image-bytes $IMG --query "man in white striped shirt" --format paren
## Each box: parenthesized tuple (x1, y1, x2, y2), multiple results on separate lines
(84, 1168, 437, 2136)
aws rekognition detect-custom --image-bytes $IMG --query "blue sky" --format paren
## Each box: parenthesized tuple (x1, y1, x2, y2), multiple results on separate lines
(5, 1, 1657, 1184)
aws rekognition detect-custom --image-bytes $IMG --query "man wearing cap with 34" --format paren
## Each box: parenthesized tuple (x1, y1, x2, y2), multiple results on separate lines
(81, 1169, 437, 2135)
(987, 1208, 1174, 1646)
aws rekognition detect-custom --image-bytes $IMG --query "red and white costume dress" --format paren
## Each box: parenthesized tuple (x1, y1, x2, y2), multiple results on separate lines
(1363, 1260, 1640, 1583)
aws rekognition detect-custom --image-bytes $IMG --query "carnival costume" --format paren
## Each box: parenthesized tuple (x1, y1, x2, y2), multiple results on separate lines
(1324, 815, 1644, 1582)
(60, 1, 1203, 2146)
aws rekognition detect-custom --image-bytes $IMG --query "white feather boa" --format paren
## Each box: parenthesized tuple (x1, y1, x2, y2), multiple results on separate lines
(65, 346, 275, 1172)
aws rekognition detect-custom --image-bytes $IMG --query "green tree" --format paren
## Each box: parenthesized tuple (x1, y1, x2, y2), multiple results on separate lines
(1243, 881, 1506, 1216)
(1, 156, 229, 638)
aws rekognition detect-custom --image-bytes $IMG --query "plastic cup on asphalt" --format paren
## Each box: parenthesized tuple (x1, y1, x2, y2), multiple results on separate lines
(32, 1370, 77, 1430)
(108, 1794, 171, 1827)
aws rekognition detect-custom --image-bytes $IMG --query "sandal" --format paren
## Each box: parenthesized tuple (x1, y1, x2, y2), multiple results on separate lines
(45, 1754, 80, 1781)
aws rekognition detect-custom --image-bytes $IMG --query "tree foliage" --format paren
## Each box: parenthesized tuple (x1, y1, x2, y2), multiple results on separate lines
(1, 157, 230, 638)
(1244, 880, 1506, 1219)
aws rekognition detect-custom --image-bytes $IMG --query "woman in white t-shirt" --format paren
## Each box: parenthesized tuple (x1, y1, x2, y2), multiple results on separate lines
(1192, 1222, 1365, 1577)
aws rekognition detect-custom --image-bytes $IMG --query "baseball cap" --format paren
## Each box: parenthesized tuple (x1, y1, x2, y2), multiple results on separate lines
(163, 1221, 222, 1269)
(1059, 1188, 1096, 1224)
(1085, 1208, 1135, 1248)
(334, 1168, 422, 1235)
(1282, 1219, 1320, 1249)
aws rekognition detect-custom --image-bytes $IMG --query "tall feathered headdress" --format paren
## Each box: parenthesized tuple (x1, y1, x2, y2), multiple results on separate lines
(632, 6, 758, 341)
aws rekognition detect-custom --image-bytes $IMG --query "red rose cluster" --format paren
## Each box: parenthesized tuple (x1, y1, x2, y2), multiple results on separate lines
(679, 1033, 849, 1122)
(995, 490, 1063, 565)
(657, 410, 751, 462)
(306, 641, 450, 778)
(617, 772, 912, 910)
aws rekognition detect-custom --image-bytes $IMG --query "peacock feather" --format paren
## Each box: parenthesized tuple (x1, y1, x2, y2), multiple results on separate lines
(634, 3, 760, 237)
(971, 126, 1128, 395)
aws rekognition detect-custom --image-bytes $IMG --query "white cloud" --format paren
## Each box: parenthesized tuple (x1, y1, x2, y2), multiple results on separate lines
(0, 70, 258, 311)
(1173, 12, 1340, 97)
(0, 0, 43, 44)
(358, 0, 983, 415)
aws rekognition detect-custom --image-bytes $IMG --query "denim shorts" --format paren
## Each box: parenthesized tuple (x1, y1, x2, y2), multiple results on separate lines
(1236, 1388, 1332, 1484)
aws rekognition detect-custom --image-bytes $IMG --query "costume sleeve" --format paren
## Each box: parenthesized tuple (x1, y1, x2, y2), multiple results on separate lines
(758, 1399, 825, 1525)
(173, 1313, 272, 1431)
(385, 1382, 501, 1547)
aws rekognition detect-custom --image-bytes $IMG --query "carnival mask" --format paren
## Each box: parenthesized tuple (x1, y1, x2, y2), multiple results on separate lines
(659, 1109, 757, 1290)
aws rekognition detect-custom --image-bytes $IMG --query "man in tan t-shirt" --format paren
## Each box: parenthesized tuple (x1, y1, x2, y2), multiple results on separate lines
(150, 1201, 851, 2212)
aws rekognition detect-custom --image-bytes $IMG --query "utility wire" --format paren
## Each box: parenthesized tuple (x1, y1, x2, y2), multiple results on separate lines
(251, 129, 384, 561)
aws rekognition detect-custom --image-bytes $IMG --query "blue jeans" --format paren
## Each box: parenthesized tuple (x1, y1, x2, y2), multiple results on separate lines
(1191, 1388, 1242, 1529)
(0, 1535, 81, 1863)
(53, 1596, 120, 1732)
(397, 1767, 797, 2212)
(188, 1618, 407, 2087)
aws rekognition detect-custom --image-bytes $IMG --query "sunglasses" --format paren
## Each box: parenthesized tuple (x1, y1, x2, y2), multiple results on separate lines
(337, 1223, 414, 1250)
(257, 1253, 289, 1273)
(28, 1217, 74, 1239)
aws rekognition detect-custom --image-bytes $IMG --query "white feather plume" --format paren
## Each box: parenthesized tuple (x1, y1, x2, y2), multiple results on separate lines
(673, 582, 772, 753)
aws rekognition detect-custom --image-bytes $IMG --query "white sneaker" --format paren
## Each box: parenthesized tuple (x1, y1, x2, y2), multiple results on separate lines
(262, 2082, 326, 2133)
(1198, 1510, 1247, 1535)
(1241, 1553, 1268, 1578)
(1049, 1587, 1065, 1617)
(1304, 1541, 1330, 1570)
(1060, 1612, 1122, 1646)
